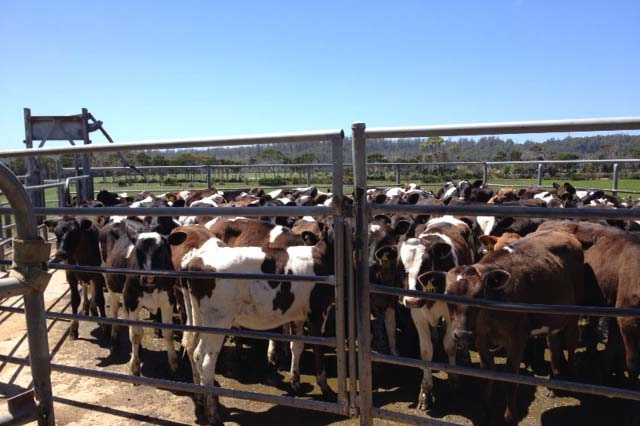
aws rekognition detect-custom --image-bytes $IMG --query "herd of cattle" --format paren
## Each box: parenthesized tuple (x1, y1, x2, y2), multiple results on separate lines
(42, 179, 640, 425)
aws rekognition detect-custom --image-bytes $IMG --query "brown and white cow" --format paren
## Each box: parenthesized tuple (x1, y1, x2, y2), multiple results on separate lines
(428, 230, 583, 425)
(398, 215, 480, 410)
(175, 231, 335, 425)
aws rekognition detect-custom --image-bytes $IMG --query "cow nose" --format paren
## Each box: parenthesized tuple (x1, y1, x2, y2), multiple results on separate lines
(453, 329, 473, 346)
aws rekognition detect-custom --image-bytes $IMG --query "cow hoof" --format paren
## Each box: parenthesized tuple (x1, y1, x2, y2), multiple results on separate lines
(320, 386, 337, 401)
(130, 361, 141, 376)
(68, 326, 79, 341)
(417, 391, 434, 411)
(289, 373, 302, 395)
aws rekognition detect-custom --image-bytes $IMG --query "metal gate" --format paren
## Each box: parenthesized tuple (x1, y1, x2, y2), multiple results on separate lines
(1, 116, 640, 425)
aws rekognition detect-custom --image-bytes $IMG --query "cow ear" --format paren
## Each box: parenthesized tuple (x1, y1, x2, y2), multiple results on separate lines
(373, 214, 391, 224)
(417, 270, 446, 293)
(482, 269, 511, 297)
(472, 179, 484, 188)
(552, 182, 560, 190)
(394, 219, 412, 236)
(432, 242, 452, 260)
(43, 219, 58, 232)
(406, 192, 421, 205)
(563, 182, 576, 195)
(479, 235, 498, 251)
(517, 188, 527, 197)
(458, 216, 475, 229)
(80, 219, 93, 231)
(374, 193, 387, 204)
(301, 231, 319, 246)
(168, 231, 187, 246)
(375, 246, 397, 265)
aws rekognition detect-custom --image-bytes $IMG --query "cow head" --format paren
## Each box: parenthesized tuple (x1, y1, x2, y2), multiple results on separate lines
(399, 237, 454, 309)
(45, 216, 97, 263)
(440, 264, 511, 347)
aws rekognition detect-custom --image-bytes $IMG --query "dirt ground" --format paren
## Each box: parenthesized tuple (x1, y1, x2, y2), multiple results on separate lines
(1, 268, 638, 426)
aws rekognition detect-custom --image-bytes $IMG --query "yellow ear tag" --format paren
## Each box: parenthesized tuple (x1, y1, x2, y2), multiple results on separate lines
(379, 253, 390, 267)
(425, 280, 436, 293)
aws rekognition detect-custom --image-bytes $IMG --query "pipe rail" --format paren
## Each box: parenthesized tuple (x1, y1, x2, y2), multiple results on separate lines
(0, 305, 336, 347)
(0, 355, 348, 416)
(0, 129, 345, 158)
(371, 352, 640, 402)
(370, 203, 640, 220)
(370, 283, 640, 317)
(47, 262, 336, 285)
(365, 116, 640, 138)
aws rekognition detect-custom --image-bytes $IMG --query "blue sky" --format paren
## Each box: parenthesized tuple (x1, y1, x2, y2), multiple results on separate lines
(1, 1, 639, 150)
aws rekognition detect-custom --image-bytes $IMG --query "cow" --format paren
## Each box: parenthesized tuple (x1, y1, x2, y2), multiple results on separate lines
(175, 229, 335, 425)
(427, 230, 583, 425)
(398, 215, 480, 410)
(45, 216, 106, 340)
(538, 220, 640, 387)
(368, 215, 414, 356)
(101, 219, 179, 376)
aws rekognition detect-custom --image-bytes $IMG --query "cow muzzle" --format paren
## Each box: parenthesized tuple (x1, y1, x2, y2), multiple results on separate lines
(453, 328, 473, 347)
(402, 296, 426, 309)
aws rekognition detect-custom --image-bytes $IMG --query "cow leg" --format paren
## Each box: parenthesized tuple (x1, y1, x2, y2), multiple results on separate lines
(289, 320, 305, 395)
(82, 282, 91, 315)
(412, 310, 434, 411)
(618, 317, 640, 387)
(160, 301, 178, 373)
(128, 309, 144, 376)
(442, 319, 460, 391)
(68, 275, 81, 340)
(384, 306, 399, 357)
(90, 279, 108, 335)
(504, 342, 525, 426)
(309, 312, 335, 399)
(107, 291, 121, 351)
(476, 337, 496, 422)
(195, 331, 226, 426)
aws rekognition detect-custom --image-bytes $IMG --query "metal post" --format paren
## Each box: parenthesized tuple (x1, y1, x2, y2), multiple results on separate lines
(0, 162, 55, 425)
(81, 108, 94, 200)
(330, 133, 348, 414)
(482, 162, 488, 184)
(612, 163, 619, 196)
(351, 122, 373, 426)
(24, 108, 45, 220)
(206, 165, 212, 189)
(395, 164, 400, 185)
(345, 221, 358, 416)
(537, 163, 544, 186)
(306, 166, 312, 187)
(55, 160, 61, 182)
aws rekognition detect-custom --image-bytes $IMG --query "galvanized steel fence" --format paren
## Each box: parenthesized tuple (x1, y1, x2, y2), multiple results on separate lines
(1, 117, 640, 425)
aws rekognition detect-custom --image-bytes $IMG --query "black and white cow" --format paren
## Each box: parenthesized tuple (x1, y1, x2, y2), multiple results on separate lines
(174, 230, 335, 425)
(45, 216, 106, 339)
(101, 219, 179, 375)
(399, 215, 480, 410)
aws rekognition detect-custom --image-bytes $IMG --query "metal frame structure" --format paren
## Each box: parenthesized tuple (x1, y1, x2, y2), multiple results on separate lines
(0, 116, 640, 425)
(351, 117, 640, 426)
(0, 128, 352, 425)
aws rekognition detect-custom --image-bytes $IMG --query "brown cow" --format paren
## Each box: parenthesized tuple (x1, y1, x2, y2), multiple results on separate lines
(538, 220, 640, 385)
(423, 230, 583, 425)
